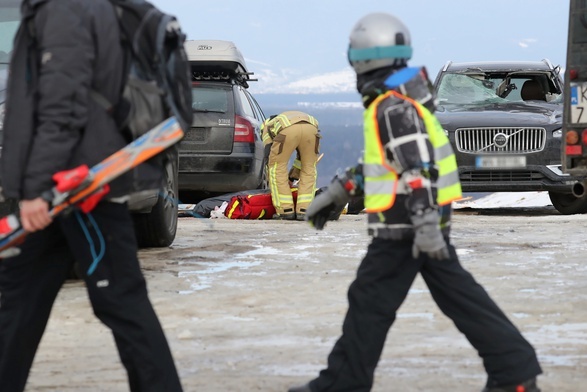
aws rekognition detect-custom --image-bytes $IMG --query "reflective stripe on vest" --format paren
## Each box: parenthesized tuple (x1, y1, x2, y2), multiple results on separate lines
(414, 96, 462, 206)
(363, 92, 398, 213)
(363, 90, 461, 212)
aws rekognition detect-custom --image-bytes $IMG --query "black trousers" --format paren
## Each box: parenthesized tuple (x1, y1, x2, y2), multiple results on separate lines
(0, 202, 182, 392)
(309, 237, 542, 392)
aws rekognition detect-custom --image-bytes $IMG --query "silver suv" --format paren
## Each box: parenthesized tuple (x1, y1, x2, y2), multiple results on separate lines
(434, 59, 587, 214)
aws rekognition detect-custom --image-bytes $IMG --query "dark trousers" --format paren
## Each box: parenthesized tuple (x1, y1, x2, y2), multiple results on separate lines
(309, 237, 542, 392)
(0, 202, 182, 392)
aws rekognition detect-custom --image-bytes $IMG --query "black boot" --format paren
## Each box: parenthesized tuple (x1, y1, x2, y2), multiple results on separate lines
(273, 208, 296, 220)
(288, 382, 312, 392)
(273, 212, 296, 220)
(482, 377, 540, 392)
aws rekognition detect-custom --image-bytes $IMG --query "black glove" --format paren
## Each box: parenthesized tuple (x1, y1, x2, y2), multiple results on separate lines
(305, 179, 349, 230)
(411, 208, 449, 260)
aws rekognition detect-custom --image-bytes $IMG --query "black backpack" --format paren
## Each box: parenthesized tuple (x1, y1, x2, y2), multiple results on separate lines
(92, 0, 193, 139)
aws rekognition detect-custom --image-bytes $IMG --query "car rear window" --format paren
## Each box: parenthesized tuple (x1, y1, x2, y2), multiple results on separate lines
(191, 87, 229, 113)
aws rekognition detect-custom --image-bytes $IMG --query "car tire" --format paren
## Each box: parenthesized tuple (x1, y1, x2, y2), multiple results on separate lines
(548, 191, 587, 215)
(257, 160, 269, 190)
(133, 156, 179, 247)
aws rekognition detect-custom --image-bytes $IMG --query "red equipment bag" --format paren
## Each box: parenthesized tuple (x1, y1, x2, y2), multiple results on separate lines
(225, 192, 276, 219)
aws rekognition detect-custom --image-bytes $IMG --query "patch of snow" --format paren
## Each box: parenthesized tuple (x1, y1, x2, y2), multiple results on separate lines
(453, 192, 552, 209)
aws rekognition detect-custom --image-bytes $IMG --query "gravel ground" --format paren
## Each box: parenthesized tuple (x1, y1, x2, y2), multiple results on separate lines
(23, 208, 587, 391)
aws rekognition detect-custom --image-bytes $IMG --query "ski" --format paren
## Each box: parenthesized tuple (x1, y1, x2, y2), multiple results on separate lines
(0, 117, 184, 257)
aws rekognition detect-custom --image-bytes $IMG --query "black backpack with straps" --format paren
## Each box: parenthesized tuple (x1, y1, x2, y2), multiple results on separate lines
(93, 0, 193, 139)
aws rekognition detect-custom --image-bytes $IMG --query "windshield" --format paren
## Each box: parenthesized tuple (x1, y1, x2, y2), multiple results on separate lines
(437, 72, 562, 105)
(0, 0, 20, 64)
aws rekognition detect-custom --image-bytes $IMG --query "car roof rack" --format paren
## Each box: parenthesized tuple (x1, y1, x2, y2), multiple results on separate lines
(185, 39, 258, 88)
(441, 60, 453, 72)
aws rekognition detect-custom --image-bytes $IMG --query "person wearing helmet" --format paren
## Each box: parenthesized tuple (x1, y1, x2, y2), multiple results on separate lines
(289, 12, 542, 392)
(261, 111, 321, 220)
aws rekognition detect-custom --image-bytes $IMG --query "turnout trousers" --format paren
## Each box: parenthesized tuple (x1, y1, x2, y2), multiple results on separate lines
(268, 122, 319, 216)
(309, 237, 542, 392)
(0, 202, 182, 392)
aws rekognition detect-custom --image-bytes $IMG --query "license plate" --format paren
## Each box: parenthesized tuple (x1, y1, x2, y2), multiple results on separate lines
(475, 155, 526, 168)
(183, 129, 206, 142)
(570, 82, 587, 124)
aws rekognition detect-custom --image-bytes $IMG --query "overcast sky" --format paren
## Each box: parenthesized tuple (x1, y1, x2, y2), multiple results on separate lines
(148, 0, 572, 94)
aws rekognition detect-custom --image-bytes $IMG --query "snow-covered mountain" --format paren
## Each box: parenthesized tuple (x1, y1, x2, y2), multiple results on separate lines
(251, 67, 356, 94)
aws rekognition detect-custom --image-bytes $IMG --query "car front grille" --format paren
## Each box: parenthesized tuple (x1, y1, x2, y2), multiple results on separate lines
(455, 127, 546, 154)
(459, 170, 545, 183)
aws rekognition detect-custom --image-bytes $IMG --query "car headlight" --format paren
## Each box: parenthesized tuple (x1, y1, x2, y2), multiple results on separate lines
(553, 128, 562, 138)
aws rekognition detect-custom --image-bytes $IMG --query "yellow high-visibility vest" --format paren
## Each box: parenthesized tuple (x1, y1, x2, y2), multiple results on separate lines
(363, 90, 461, 212)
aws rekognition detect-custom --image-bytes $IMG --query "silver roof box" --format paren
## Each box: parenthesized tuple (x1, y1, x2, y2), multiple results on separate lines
(184, 39, 248, 74)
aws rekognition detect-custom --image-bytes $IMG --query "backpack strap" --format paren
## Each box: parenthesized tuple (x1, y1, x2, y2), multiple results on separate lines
(88, 0, 133, 119)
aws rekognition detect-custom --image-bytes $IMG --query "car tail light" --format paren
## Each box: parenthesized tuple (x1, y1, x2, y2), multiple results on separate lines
(582, 129, 587, 146)
(567, 129, 580, 145)
(566, 130, 582, 156)
(567, 145, 582, 155)
(569, 69, 579, 81)
(234, 115, 255, 143)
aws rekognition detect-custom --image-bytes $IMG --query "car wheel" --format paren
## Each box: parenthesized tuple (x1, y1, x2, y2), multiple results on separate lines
(133, 156, 179, 247)
(257, 160, 269, 190)
(548, 191, 587, 215)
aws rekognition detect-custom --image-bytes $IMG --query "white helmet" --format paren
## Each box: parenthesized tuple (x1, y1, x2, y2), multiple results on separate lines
(348, 13, 412, 75)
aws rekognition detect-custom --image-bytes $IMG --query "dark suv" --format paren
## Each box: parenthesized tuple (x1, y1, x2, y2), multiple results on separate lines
(180, 40, 267, 198)
(0, 0, 178, 247)
(434, 59, 587, 214)
(0, 0, 19, 218)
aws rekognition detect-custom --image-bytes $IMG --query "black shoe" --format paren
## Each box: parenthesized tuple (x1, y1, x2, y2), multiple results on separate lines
(288, 383, 312, 392)
(296, 208, 306, 221)
(481, 377, 540, 392)
(273, 213, 296, 221)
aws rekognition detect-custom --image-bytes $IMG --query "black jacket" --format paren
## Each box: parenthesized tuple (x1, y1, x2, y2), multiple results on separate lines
(1, 0, 153, 200)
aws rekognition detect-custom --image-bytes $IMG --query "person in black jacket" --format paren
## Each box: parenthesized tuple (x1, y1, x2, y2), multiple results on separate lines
(0, 1, 183, 391)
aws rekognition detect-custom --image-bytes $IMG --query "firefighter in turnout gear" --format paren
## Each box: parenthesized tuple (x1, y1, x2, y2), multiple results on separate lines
(288, 12, 542, 392)
(261, 111, 321, 220)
